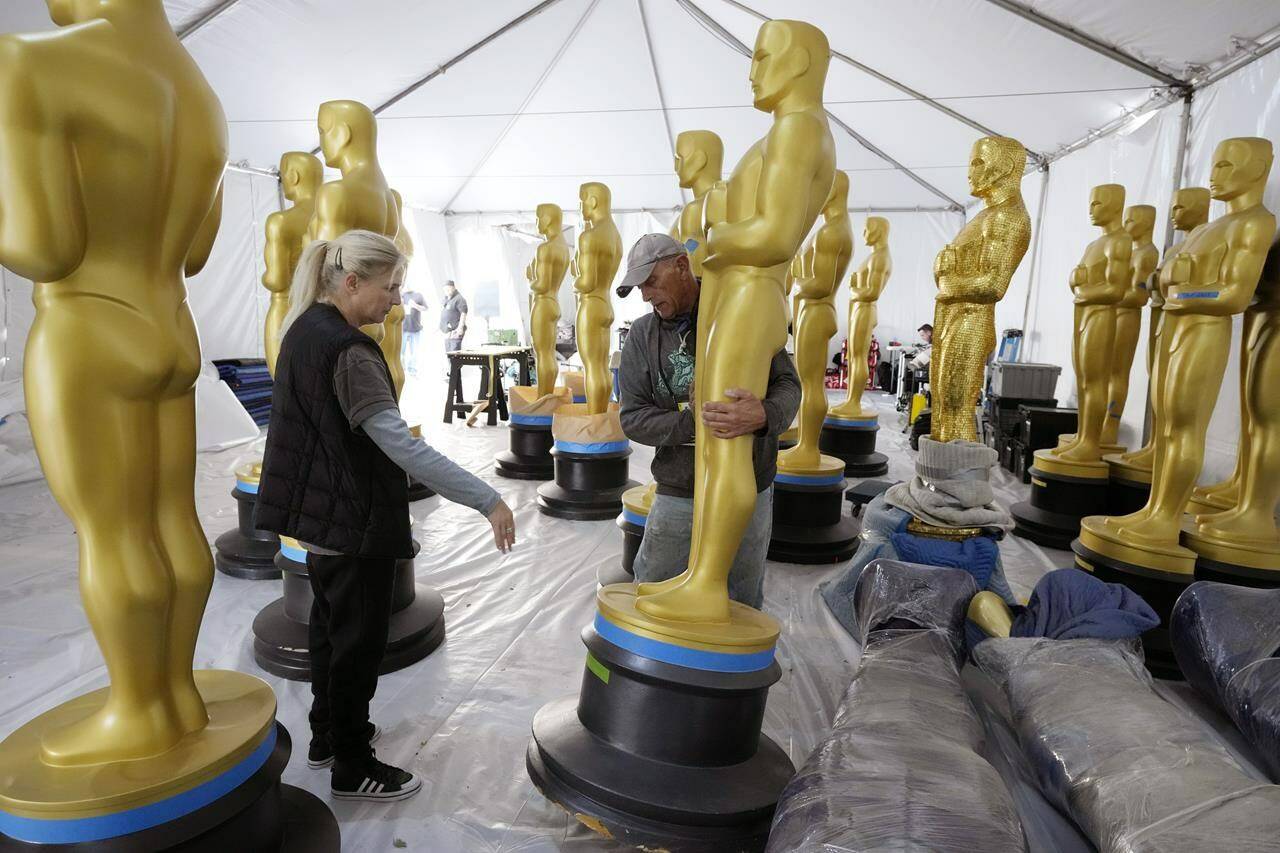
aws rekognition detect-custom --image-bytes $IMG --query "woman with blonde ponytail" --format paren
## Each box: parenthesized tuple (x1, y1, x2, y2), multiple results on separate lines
(257, 229, 515, 803)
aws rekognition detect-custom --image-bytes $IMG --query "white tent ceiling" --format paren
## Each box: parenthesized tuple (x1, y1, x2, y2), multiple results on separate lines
(3, 0, 1278, 214)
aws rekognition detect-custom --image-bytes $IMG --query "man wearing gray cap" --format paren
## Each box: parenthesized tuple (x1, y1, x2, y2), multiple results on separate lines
(616, 233, 799, 608)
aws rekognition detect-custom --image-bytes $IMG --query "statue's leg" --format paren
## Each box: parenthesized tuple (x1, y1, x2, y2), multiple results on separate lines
(778, 301, 830, 469)
(532, 301, 558, 396)
(1102, 307, 1142, 446)
(1057, 305, 1116, 461)
(830, 302, 874, 419)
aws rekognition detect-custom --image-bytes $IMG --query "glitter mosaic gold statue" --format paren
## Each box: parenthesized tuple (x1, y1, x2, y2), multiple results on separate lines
(0, 0, 276, 774)
(573, 182, 622, 415)
(262, 151, 322, 374)
(828, 216, 892, 420)
(530, 203, 571, 396)
(636, 19, 836, 623)
(930, 136, 1031, 444)
(670, 130, 724, 278)
(778, 170, 852, 472)
(1111, 188, 1210, 477)
(1079, 138, 1275, 576)
(1100, 204, 1158, 447)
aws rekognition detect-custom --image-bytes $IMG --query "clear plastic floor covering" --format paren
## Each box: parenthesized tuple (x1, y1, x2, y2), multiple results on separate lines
(2, 388, 1234, 852)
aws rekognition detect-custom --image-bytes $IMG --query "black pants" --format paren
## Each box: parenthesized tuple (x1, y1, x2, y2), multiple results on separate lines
(307, 551, 396, 765)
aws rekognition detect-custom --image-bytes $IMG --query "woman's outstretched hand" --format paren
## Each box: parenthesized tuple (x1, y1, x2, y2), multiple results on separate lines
(487, 500, 516, 553)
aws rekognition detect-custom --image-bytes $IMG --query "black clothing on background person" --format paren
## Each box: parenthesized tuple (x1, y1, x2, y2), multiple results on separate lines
(307, 551, 396, 765)
(402, 291, 427, 334)
(440, 291, 468, 334)
(256, 302, 412, 559)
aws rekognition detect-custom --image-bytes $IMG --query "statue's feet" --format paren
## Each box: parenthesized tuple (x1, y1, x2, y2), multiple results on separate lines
(41, 698, 185, 767)
(827, 402, 870, 421)
(634, 582, 731, 624)
(1099, 508, 1151, 530)
(636, 573, 687, 597)
(1192, 482, 1238, 503)
(1118, 445, 1153, 465)
(171, 679, 210, 736)
(1053, 442, 1101, 463)
(1101, 513, 1181, 545)
(1195, 509, 1280, 545)
(777, 445, 817, 470)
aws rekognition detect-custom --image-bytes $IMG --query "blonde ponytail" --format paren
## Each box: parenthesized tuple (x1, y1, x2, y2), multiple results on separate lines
(279, 229, 405, 340)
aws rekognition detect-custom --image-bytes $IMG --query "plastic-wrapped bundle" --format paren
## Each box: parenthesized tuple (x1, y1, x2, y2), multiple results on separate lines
(767, 560, 1026, 852)
(975, 637, 1280, 852)
(1172, 581, 1280, 780)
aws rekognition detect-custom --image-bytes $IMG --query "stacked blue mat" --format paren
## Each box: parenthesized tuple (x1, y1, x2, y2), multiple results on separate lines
(213, 358, 273, 426)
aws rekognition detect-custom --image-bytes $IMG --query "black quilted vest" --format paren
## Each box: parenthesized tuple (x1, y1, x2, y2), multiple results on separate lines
(255, 302, 411, 558)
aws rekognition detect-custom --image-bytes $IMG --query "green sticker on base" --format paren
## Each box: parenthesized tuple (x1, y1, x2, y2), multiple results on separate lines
(586, 651, 610, 685)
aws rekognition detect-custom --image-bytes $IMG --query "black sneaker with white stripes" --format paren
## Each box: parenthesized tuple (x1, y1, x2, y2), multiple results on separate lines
(307, 723, 383, 768)
(331, 757, 422, 802)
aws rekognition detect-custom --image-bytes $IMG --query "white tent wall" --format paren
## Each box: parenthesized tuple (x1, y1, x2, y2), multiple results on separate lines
(0, 269, 33, 383)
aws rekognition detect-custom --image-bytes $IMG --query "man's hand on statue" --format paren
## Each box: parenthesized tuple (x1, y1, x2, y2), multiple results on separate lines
(701, 388, 767, 439)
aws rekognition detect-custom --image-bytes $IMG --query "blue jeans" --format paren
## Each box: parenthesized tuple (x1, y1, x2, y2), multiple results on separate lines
(632, 487, 773, 610)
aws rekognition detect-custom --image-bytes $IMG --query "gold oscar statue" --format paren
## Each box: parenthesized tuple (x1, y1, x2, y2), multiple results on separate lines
(670, 130, 724, 278)
(1099, 204, 1158, 448)
(634, 20, 836, 623)
(777, 170, 852, 473)
(1182, 232, 1280, 577)
(573, 182, 622, 415)
(1078, 138, 1275, 578)
(379, 189, 412, 398)
(262, 151, 322, 374)
(531, 203, 571, 396)
(1109, 188, 1211, 481)
(1036, 184, 1132, 474)
(930, 137, 1032, 444)
(829, 216, 892, 420)
(0, 0, 276, 822)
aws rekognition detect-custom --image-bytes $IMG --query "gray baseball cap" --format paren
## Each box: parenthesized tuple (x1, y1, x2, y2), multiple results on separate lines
(616, 233, 688, 298)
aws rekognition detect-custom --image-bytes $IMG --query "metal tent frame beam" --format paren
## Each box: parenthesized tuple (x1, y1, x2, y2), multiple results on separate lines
(637, 0, 688, 206)
(176, 0, 240, 41)
(676, 0, 965, 211)
(720, 0, 1047, 165)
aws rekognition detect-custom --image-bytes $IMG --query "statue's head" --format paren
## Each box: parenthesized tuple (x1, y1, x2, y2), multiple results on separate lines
(968, 136, 1025, 200)
(674, 131, 724, 189)
(1171, 187, 1211, 231)
(579, 182, 611, 222)
(864, 216, 889, 245)
(824, 170, 849, 210)
(279, 152, 323, 201)
(1089, 184, 1126, 226)
(318, 100, 377, 169)
(1210, 137, 1273, 202)
(1123, 205, 1156, 241)
(536, 203, 562, 235)
(749, 20, 829, 113)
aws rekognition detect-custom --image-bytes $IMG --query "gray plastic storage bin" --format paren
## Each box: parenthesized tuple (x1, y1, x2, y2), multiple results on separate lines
(989, 361, 1060, 398)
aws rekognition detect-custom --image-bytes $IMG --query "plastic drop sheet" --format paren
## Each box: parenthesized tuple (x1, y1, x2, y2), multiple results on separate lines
(1173, 581, 1280, 781)
(973, 637, 1280, 852)
(768, 560, 1026, 853)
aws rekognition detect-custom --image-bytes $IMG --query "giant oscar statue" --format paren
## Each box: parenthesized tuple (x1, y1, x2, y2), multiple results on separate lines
(771, 170, 859, 563)
(1076, 138, 1275, 677)
(528, 19, 835, 850)
(213, 151, 323, 581)
(1101, 204, 1159, 451)
(495, 203, 572, 480)
(820, 214, 893, 475)
(1012, 183, 1132, 548)
(255, 103, 445, 681)
(1107, 188, 1210, 503)
(536, 183, 637, 519)
(0, 3, 335, 848)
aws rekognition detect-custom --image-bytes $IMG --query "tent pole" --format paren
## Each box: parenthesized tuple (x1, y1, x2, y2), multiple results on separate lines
(177, 0, 239, 41)
(1019, 164, 1050, 352)
(636, 0, 687, 205)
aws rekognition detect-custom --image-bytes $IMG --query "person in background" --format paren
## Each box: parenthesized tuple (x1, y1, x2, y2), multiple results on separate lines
(440, 280, 468, 354)
(256, 230, 516, 804)
(907, 323, 933, 370)
(400, 287, 428, 376)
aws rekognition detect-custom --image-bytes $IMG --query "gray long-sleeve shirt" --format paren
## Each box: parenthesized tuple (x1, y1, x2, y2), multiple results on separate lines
(618, 308, 800, 497)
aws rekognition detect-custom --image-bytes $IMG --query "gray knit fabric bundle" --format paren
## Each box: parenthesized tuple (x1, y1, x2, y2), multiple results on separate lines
(885, 437, 1013, 531)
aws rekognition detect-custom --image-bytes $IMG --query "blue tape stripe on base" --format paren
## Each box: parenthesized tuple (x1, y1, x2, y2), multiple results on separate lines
(621, 509, 648, 527)
(280, 541, 307, 563)
(775, 471, 845, 486)
(511, 413, 554, 426)
(593, 615, 775, 673)
(555, 440, 629, 455)
(235, 480, 259, 495)
(0, 727, 277, 844)
(824, 417, 878, 429)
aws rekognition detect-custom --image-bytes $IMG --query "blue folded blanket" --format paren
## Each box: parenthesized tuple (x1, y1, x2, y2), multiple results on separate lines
(1011, 568, 1158, 641)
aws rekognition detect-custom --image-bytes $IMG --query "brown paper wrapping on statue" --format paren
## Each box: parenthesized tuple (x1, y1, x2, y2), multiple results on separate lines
(508, 385, 570, 417)
(551, 402, 626, 443)
(561, 370, 586, 400)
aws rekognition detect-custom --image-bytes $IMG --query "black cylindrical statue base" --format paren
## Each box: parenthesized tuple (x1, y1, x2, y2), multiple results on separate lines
(769, 479, 859, 564)
(1194, 556, 1280, 589)
(1072, 539, 1192, 680)
(213, 487, 280, 581)
(1011, 467, 1109, 550)
(598, 514, 644, 587)
(537, 449, 638, 521)
(495, 422, 555, 480)
(527, 625, 793, 852)
(818, 422, 888, 478)
(0, 723, 338, 852)
(252, 542, 445, 681)
(1106, 476, 1151, 516)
